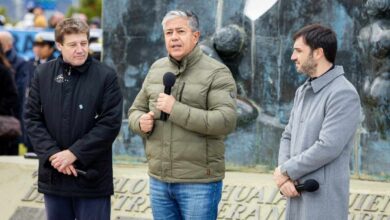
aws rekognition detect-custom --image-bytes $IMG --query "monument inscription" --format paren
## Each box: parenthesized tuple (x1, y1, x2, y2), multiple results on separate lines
(15, 171, 390, 220)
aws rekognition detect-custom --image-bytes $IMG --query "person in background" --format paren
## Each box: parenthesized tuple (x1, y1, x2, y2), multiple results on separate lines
(25, 18, 123, 219)
(33, 6, 48, 28)
(48, 11, 65, 29)
(24, 31, 58, 153)
(128, 10, 237, 220)
(30, 31, 57, 66)
(0, 31, 32, 153)
(72, 13, 88, 24)
(274, 24, 361, 220)
(0, 15, 6, 26)
(0, 42, 19, 155)
(89, 42, 101, 61)
(20, 3, 35, 28)
(89, 17, 101, 29)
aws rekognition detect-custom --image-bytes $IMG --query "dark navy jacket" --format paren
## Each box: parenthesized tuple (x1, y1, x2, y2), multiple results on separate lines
(6, 48, 30, 121)
(25, 56, 123, 197)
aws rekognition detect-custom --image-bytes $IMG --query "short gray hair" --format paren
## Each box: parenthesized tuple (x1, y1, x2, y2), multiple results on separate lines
(161, 10, 199, 32)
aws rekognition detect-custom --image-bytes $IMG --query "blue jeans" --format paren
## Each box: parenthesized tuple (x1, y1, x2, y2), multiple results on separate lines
(149, 177, 222, 220)
(44, 194, 110, 220)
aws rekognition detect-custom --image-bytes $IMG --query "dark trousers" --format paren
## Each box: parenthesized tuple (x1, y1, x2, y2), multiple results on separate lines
(44, 194, 110, 220)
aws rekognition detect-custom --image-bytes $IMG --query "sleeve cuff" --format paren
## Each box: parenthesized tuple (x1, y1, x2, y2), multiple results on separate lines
(169, 101, 188, 124)
(42, 147, 61, 168)
(279, 164, 290, 178)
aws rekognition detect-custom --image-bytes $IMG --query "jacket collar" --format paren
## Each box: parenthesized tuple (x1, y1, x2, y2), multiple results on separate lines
(309, 65, 344, 93)
(168, 45, 203, 75)
(58, 55, 92, 74)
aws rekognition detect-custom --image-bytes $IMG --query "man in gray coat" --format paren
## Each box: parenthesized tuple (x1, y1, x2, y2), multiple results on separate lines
(273, 24, 361, 220)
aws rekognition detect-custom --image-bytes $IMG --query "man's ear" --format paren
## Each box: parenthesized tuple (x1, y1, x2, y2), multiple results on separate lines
(314, 47, 324, 60)
(55, 42, 62, 52)
(193, 31, 200, 43)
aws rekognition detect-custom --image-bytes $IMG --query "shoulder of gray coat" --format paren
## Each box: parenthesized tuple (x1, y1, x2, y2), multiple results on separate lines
(329, 75, 359, 96)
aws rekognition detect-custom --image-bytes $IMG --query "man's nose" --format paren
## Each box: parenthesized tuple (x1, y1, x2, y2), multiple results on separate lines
(171, 31, 179, 40)
(75, 44, 84, 52)
(291, 53, 296, 61)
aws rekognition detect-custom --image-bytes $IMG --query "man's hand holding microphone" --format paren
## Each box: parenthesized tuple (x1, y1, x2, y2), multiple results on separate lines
(140, 72, 177, 133)
(274, 166, 319, 198)
(274, 166, 300, 198)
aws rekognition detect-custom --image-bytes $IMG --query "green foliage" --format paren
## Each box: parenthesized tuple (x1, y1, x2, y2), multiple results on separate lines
(0, 7, 6, 15)
(0, 6, 12, 24)
(66, 0, 102, 21)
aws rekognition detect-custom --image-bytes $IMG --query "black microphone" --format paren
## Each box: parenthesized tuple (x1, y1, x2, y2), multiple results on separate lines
(160, 72, 176, 121)
(295, 179, 319, 192)
(76, 169, 99, 180)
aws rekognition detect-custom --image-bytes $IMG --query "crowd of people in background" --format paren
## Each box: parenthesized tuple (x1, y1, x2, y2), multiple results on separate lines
(0, 4, 100, 30)
(0, 5, 102, 156)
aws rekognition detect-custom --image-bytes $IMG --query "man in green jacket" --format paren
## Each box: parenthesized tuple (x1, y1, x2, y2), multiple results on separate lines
(128, 10, 237, 220)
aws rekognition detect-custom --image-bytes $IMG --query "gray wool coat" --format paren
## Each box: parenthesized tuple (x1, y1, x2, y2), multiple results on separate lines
(278, 66, 361, 220)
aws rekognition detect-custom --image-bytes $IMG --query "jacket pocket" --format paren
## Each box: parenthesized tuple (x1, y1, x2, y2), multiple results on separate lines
(38, 166, 52, 184)
(75, 160, 107, 188)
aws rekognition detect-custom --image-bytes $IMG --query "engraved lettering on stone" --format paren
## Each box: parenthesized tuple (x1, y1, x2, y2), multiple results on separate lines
(124, 196, 146, 212)
(354, 194, 370, 211)
(21, 186, 40, 202)
(114, 178, 129, 193)
(129, 179, 147, 194)
(364, 195, 384, 212)
(225, 203, 247, 219)
(222, 184, 236, 201)
(245, 187, 266, 204)
(113, 195, 128, 211)
(218, 202, 230, 219)
(265, 206, 285, 220)
(233, 186, 254, 202)
(381, 196, 390, 213)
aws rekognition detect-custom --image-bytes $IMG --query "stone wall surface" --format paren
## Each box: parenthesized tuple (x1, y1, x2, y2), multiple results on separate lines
(103, 0, 390, 180)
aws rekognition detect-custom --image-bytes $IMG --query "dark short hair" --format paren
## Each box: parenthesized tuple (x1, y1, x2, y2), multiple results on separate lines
(293, 24, 337, 63)
(55, 18, 89, 44)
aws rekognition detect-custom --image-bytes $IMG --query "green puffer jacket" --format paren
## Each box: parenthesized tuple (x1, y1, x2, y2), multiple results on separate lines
(128, 46, 237, 183)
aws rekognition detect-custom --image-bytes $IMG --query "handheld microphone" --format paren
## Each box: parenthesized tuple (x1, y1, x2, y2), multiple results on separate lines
(76, 169, 99, 180)
(160, 72, 176, 121)
(295, 179, 319, 192)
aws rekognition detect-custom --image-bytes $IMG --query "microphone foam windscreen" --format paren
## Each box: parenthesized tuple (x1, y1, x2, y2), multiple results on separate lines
(304, 179, 319, 192)
(163, 72, 176, 87)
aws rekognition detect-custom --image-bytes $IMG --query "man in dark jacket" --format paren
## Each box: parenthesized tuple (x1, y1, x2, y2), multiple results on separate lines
(25, 18, 123, 220)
